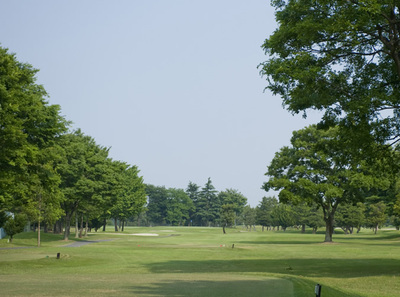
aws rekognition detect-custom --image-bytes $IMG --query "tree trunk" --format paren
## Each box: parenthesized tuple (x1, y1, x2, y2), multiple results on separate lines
(75, 213, 79, 239)
(223, 224, 226, 234)
(84, 215, 89, 238)
(114, 218, 118, 232)
(301, 224, 305, 233)
(63, 213, 72, 240)
(37, 218, 41, 247)
(121, 220, 125, 232)
(374, 224, 378, 234)
(79, 214, 84, 238)
(262, 225, 264, 232)
(324, 214, 334, 242)
(103, 218, 107, 232)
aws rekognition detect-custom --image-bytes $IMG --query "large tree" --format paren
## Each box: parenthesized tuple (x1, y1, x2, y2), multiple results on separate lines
(165, 188, 194, 226)
(0, 46, 67, 215)
(260, 0, 400, 152)
(197, 178, 220, 226)
(264, 125, 390, 242)
(256, 196, 278, 231)
(218, 189, 247, 226)
(186, 181, 201, 225)
(146, 185, 168, 225)
(0, 46, 67, 246)
(57, 130, 110, 240)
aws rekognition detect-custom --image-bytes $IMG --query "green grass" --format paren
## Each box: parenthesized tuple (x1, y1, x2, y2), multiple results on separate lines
(0, 226, 399, 296)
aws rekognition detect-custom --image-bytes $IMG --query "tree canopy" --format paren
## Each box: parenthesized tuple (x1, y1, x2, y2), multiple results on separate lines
(264, 125, 390, 241)
(260, 0, 400, 151)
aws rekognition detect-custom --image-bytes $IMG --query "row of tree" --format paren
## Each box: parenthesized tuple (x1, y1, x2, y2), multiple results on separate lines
(0, 46, 147, 244)
(144, 179, 248, 233)
(256, 197, 399, 235)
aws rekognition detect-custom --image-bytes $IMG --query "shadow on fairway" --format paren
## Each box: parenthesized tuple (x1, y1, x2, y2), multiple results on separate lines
(129, 279, 292, 297)
(128, 278, 362, 297)
(146, 258, 400, 279)
(239, 240, 320, 245)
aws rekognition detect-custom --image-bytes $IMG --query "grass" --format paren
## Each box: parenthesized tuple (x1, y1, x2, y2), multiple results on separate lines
(0, 226, 399, 296)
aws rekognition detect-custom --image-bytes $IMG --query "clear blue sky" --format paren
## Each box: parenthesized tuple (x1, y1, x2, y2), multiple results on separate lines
(1, 0, 320, 206)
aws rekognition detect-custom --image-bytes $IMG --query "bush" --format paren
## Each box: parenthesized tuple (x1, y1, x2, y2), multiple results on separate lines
(4, 213, 27, 243)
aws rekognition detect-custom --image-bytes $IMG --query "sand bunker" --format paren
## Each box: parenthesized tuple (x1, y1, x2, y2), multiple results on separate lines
(131, 233, 159, 236)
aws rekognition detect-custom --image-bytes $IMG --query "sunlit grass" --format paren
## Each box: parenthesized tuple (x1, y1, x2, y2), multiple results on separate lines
(0, 226, 399, 296)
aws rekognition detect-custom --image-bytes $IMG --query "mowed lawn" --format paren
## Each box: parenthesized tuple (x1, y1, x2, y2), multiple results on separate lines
(0, 227, 399, 297)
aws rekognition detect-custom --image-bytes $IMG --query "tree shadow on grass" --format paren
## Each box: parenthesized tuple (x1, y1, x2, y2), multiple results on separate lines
(128, 278, 362, 297)
(129, 279, 292, 297)
(145, 258, 400, 279)
(239, 240, 321, 245)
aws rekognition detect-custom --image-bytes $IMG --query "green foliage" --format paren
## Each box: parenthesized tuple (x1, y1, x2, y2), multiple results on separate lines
(3, 213, 27, 243)
(264, 125, 389, 241)
(260, 0, 400, 155)
(365, 201, 387, 233)
(146, 185, 194, 226)
(335, 202, 366, 234)
(218, 189, 247, 217)
(271, 203, 295, 231)
(146, 184, 168, 225)
(256, 196, 278, 228)
(0, 210, 8, 227)
(196, 178, 221, 226)
(0, 46, 67, 217)
(242, 205, 256, 228)
(220, 203, 235, 233)
(165, 188, 194, 226)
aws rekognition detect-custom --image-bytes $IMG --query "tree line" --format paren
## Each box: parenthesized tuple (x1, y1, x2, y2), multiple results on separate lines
(256, 196, 400, 235)
(0, 46, 146, 245)
(143, 179, 248, 233)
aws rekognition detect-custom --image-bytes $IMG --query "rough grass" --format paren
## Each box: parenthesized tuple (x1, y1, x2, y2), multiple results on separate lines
(0, 226, 399, 296)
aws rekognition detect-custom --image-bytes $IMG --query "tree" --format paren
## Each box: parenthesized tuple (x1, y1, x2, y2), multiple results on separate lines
(264, 125, 390, 242)
(0, 46, 67, 233)
(242, 205, 256, 231)
(197, 178, 220, 226)
(335, 202, 366, 234)
(260, 0, 400, 153)
(146, 185, 168, 225)
(186, 181, 201, 225)
(272, 203, 295, 231)
(292, 202, 311, 233)
(108, 162, 146, 231)
(3, 213, 27, 243)
(256, 196, 278, 231)
(57, 130, 110, 240)
(220, 204, 235, 234)
(165, 188, 194, 226)
(304, 205, 325, 234)
(366, 201, 387, 234)
(218, 189, 247, 226)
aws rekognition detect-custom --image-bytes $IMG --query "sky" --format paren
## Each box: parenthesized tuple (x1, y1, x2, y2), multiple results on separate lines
(1, 0, 321, 206)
